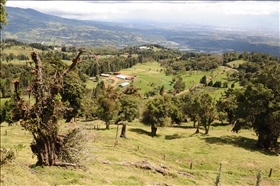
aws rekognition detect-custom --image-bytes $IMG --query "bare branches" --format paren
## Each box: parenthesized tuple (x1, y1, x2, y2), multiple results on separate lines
(62, 51, 83, 77)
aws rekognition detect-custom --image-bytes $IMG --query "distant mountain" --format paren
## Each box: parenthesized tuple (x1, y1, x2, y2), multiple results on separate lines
(3, 7, 280, 57)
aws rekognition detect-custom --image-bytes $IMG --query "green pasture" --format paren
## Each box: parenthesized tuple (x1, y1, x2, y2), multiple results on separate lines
(227, 60, 246, 68)
(117, 62, 173, 94)
(3, 45, 41, 56)
(1, 120, 279, 185)
(92, 63, 241, 97)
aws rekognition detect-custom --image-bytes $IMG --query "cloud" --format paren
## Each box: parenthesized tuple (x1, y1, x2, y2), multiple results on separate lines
(5, 1, 279, 24)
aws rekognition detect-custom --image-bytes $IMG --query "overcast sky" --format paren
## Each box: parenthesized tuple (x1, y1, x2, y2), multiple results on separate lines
(6, 1, 280, 29)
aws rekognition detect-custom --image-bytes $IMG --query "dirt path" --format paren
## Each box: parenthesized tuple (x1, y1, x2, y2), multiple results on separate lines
(109, 76, 121, 86)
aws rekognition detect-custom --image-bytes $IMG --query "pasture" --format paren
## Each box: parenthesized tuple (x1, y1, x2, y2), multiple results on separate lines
(85, 62, 239, 97)
(1, 120, 279, 185)
(227, 60, 246, 68)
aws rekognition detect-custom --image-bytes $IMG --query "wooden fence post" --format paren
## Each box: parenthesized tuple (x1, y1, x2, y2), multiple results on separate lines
(268, 168, 273, 177)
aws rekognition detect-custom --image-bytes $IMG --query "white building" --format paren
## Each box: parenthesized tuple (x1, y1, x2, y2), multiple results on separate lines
(101, 73, 110, 77)
(119, 82, 130, 88)
(116, 75, 127, 80)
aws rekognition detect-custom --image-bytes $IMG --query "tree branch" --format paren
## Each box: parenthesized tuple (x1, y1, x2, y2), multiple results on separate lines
(62, 51, 83, 77)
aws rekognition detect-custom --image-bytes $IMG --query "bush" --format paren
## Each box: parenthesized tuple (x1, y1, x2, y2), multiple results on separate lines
(0, 147, 16, 165)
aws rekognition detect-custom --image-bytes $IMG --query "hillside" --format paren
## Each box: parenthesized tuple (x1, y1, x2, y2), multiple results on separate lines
(3, 7, 280, 57)
(1, 38, 279, 186)
(1, 121, 279, 185)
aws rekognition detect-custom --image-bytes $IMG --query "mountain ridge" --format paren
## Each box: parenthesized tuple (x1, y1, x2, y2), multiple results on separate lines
(3, 7, 280, 57)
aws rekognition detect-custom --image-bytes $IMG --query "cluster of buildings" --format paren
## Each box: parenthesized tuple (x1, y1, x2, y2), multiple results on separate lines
(99, 72, 136, 88)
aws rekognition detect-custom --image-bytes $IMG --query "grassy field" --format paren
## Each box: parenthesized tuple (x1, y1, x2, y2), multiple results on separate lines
(227, 60, 246, 68)
(88, 62, 238, 97)
(1, 120, 279, 186)
(119, 61, 173, 94)
(3, 46, 42, 56)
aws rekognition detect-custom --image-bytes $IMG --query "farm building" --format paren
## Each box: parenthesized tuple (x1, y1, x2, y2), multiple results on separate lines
(116, 75, 127, 80)
(101, 73, 110, 77)
(113, 72, 121, 75)
(119, 82, 130, 88)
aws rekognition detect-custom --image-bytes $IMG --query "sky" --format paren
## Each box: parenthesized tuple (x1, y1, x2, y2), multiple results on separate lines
(5, 1, 280, 29)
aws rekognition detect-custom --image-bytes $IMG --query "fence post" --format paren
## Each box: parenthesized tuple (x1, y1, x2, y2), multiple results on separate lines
(268, 168, 273, 177)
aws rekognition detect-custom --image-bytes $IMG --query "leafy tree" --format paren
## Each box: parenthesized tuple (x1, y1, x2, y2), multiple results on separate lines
(217, 88, 240, 125)
(94, 81, 105, 98)
(208, 80, 213, 87)
(1, 93, 22, 125)
(80, 89, 97, 121)
(173, 75, 185, 93)
(142, 96, 165, 136)
(115, 84, 141, 138)
(0, 0, 8, 29)
(142, 95, 178, 136)
(199, 93, 217, 134)
(61, 72, 86, 122)
(181, 93, 201, 129)
(122, 84, 141, 98)
(213, 81, 222, 88)
(235, 65, 280, 149)
(183, 92, 217, 134)
(200, 75, 207, 84)
(96, 85, 119, 129)
(116, 95, 140, 139)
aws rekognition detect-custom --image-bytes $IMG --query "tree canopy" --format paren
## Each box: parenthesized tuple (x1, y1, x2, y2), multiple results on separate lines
(234, 65, 280, 149)
(0, 0, 8, 29)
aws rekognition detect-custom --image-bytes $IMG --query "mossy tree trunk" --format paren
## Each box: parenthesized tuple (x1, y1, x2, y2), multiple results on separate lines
(15, 51, 83, 166)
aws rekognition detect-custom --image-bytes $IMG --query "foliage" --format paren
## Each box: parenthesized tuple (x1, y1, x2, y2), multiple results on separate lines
(1, 93, 23, 125)
(200, 75, 207, 84)
(61, 72, 86, 122)
(117, 95, 140, 123)
(79, 89, 97, 121)
(0, 0, 8, 29)
(142, 95, 182, 136)
(181, 93, 200, 127)
(96, 85, 120, 129)
(9, 51, 87, 166)
(182, 92, 217, 134)
(160, 53, 220, 73)
(0, 147, 16, 165)
(173, 75, 186, 93)
(234, 65, 280, 149)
